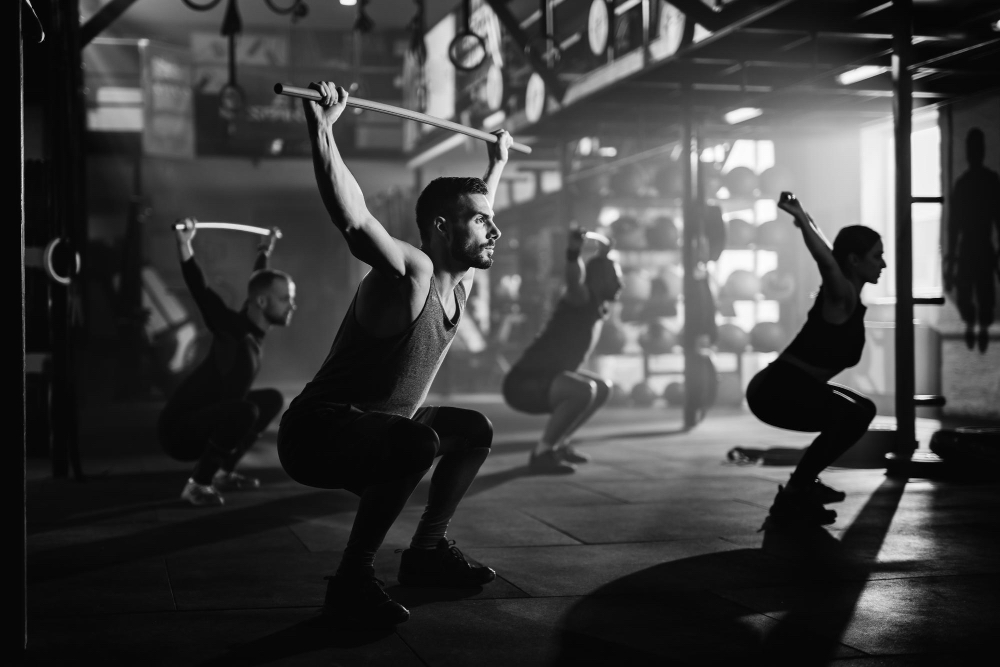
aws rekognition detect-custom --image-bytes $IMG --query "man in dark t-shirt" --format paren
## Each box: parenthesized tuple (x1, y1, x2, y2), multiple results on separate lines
(277, 81, 513, 627)
(159, 220, 295, 507)
(503, 229, 622, 473)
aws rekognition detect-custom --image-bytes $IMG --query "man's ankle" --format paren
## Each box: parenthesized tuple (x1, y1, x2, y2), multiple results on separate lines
(409, 536, 443, 550)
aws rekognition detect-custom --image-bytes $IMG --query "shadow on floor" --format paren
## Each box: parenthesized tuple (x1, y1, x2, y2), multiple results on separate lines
(27, 461, 539, 585)
(195, 617, 397, 667)
(27, 485, 359, 584)
(549, 477, 910, 666)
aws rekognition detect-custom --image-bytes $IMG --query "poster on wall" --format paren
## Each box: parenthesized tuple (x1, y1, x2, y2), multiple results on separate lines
(141, 42, 195, 158)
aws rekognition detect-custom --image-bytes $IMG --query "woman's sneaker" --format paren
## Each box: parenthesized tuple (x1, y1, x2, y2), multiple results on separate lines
(768, 485, 837, 526)
(556, 444, 591, 464)
(180, 479, 224, 507)
(529, 448, 576, 474)
(812, 477, 846, 504)
(398, 539, 496, 587)
(322, 569, 410, 626)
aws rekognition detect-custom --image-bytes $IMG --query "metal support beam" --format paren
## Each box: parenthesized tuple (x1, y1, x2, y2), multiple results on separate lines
(80, 0, 142, 47)
(892, 0, 917, 468)
(482, 0, 566, 100)
(739, 27, 957, 42)
(681, 92, 698, 430)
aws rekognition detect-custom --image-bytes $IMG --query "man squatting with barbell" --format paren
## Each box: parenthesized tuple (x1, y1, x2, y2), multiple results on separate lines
(159, 222, 296, 507)
(276, 81, 514, 625)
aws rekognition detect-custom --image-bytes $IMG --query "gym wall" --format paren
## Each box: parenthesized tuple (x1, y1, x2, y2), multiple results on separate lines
(938, 90, 1000, 418)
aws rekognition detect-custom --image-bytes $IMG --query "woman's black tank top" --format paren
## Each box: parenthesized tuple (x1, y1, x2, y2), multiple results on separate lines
(511, 297, 604, 377)
(783, 289, 866, 372)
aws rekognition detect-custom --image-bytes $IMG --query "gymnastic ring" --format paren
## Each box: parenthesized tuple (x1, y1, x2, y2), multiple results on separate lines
(181, 0, 223, 11)
(263, 0, 303, 15)
(448, 0, 487, 72)
(44, 237, 80, 286)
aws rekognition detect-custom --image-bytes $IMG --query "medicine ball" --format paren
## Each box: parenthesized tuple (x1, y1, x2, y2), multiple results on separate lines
(725, 166, 759, 199)
(716, 322, 750, 353)
(726, 217, 755, 248)
(758, 165, 795, 198)
(755, 219, 789, 248)
(723, 269, 761, 301)
(640, 320, 677, 354)
(760, 270, 796, 301)
(750, 321, 786, 353)
(646, 216, 680, 249)
(631, 381, 657, 407)
(663, 381, 685, 407)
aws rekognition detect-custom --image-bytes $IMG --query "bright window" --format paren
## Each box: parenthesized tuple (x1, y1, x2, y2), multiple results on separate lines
(860, 110, 942, 300)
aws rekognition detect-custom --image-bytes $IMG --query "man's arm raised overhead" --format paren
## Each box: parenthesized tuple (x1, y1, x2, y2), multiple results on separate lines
(464, 129, 513, 294)
(304, 81, 430, 280)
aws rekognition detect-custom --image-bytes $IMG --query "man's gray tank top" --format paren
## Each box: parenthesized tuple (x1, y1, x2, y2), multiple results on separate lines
(286, 275, 466, 419)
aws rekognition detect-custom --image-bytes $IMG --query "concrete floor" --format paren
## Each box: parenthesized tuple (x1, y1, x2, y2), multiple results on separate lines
(25, 397, 1000, 666)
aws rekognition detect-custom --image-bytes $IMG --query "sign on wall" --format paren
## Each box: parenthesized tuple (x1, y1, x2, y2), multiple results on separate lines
(142, 42, 195, 158)
(191, 31, 406, 158)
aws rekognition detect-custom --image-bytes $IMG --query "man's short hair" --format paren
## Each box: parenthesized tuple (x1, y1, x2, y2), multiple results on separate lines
(414, 177, 489, 244)
(247, 269, 291, 299)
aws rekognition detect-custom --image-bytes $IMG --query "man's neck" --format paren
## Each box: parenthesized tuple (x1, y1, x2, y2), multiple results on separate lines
(245, 305, 271, 334)
(424, 246, 469, 298)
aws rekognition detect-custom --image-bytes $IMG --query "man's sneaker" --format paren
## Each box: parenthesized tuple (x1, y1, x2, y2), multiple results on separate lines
(398, 539, 497, 587)
(180, 479, 224, 507)
(213, 470, 261, 492)
(529, 449, 576, 474)
(322, 569, 409, 626)
(813, 477, 846, 504)
(556, 444, 591, 464)
(767, 485, 836, 526)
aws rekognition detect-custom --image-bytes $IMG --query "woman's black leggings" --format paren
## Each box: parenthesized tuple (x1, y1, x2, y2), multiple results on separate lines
(746, 360, 876, 485)
(278, 404, 493, 571)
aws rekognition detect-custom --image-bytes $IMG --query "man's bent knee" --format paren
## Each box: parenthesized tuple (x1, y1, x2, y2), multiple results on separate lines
(387, 420, 439, 473)
(469, 411, 494, 449)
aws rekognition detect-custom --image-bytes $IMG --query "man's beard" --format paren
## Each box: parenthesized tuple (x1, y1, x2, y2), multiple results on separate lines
(265, 309, 291, 326)
(451, 235, 494, 270)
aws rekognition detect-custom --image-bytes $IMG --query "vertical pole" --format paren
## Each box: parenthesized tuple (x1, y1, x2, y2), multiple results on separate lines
(46, 0, 86, 479)
(682, 93, 698, 429)
(641, 0, 651, 66)
(17, 0, 27, 648)
(892, 0, 917, 465)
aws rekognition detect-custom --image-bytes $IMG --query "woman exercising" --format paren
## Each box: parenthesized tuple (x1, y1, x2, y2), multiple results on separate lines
(746, 192, 884, 526)
(502, 229, 623, 474)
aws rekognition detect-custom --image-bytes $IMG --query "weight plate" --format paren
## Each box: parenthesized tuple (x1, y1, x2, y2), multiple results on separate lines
(525, 73, 545, 123)
(657, 1, 685, 57)
(485, 64, 504, 111)
(588, 0, 610, 56)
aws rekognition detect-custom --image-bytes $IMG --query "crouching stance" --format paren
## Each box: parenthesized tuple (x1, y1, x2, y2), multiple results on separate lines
(746, 193, 883, 526)
(502, 229, 622, 473)
(160, 221, 294, 506)
(278, 81, 513, 626)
